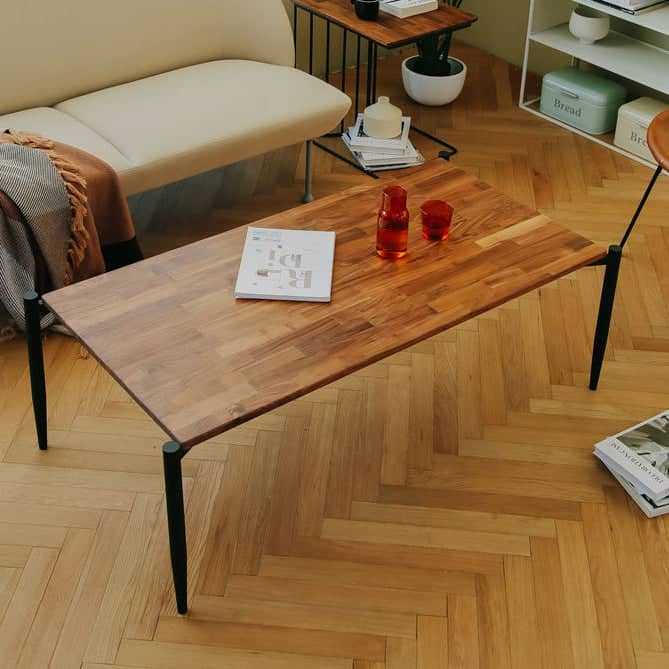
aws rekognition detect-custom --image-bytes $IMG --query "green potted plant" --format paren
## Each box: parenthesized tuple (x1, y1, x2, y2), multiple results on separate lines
(402, 0, 469, 106)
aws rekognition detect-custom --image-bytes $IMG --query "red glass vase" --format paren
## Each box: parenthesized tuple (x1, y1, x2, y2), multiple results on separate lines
(376, 186, 409, 259)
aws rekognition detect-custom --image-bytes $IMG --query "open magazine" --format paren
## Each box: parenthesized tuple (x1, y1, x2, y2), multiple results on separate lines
(595, 410, 669, 516)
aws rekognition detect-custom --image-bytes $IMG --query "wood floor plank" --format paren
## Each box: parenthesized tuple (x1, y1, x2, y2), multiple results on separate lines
(448, 595, 479, 669)
(321, 518, 530, 556)
(504, 556, 542, 669)
(198, 445, 254, 596)
(51, 511, 130, 669)
(84, 495, 161, 663)
(580, 503, 635, 669)
(295, 402, 337, 536)
(16, 528, 94, 669)
(417, 615, 448, 669)
(531, 537, 575, 669)
(556, 520, 605, 669)
(193, 594, 417, 639)
(0, 548, 58, 669)
(154, 617, 386, 661)
(258, 555, 476, 596)
(380, 366, 412, 486)
(350, 500, 555, 538)
(605, 486, 664, 653)
(232, 431, 282, 574)
(116, 638, 353, 669)
(225, 574, 446, 616)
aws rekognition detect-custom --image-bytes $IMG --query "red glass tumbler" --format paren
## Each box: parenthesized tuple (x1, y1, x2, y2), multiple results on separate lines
(376, 186, 410, 259)
(420, 200, 453, 241)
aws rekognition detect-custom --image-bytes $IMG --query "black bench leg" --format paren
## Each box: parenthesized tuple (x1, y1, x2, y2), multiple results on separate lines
(589, 245, 622, 391)
(23, 291, 47, 450)
(163, 441, 188, 614)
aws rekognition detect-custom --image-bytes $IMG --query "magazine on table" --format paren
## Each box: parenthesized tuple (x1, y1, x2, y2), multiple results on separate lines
(234, 227, 335, 303)
(594, 409, 669, 507)
(380, 0, 439, 19)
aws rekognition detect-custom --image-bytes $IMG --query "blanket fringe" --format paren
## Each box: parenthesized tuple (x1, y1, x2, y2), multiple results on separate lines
(0, 130, 90, 285)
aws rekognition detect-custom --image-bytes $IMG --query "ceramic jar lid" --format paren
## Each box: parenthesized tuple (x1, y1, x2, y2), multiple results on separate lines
(363, 96, 402, 139)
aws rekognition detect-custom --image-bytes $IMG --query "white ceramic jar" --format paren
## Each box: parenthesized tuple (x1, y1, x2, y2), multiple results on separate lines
(363, 96, 402, 138)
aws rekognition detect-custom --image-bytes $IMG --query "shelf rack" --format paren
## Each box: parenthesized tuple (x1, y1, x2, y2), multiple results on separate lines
(520, 0, 669, 169)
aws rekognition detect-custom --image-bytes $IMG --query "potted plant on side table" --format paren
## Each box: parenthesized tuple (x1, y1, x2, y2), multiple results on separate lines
(401, 0, 469, 106)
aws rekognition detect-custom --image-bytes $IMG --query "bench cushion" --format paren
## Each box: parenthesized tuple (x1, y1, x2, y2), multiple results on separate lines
(0, 108, 132, 175)
(55, 60, 351, 195)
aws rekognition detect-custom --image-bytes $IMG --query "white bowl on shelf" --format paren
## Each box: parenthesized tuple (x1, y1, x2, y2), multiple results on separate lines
(569, 6, 610, 45)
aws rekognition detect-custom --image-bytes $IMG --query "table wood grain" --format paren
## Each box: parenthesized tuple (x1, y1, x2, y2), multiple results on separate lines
(44, 160, 605, 449)
(293, 0, 477, 48)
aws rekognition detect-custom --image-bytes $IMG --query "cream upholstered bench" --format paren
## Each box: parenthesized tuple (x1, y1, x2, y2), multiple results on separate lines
(0, 0, 351, 202)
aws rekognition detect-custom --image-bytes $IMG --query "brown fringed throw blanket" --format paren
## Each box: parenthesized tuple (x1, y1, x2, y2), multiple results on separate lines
(0, 131, 142, 333)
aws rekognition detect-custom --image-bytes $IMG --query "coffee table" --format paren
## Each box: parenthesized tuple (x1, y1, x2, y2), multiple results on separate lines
(24, 159, 607, 614)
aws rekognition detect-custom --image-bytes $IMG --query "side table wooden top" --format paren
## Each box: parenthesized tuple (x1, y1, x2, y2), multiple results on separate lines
(293, 0, 478, 48)
(43, 160, 605, 449)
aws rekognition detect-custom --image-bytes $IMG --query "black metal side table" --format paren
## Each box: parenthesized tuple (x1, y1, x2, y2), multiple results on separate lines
(292, 0, 478, 175)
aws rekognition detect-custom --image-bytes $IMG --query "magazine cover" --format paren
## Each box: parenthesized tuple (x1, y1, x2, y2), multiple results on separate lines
(234, 228, 336, 302)
(595, 410, 669, 501)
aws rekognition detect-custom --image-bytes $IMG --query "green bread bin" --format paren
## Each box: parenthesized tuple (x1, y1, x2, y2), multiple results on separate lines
(540, 67, 627, 135)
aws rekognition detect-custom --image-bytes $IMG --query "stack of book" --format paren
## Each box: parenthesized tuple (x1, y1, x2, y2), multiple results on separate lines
(380, 0, 439, 19)
(342, 114, 425, 172)
(593, 0, 668, 14)
(595, 410, 669, 517)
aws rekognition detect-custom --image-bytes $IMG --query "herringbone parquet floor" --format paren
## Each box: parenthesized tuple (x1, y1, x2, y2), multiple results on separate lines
(2, 43, 669, 669)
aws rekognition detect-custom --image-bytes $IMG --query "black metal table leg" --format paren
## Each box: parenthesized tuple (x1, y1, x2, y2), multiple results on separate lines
(355, 35, 361, 117)
(308, 12, 314, 75)
(163, 441, 188, 614)
(365, 39, 373, 106)
(339, 28, 348, 135)
(371, 42, 378, 103)
(23, 291, 47, 451)
(589, 245, 622, 391)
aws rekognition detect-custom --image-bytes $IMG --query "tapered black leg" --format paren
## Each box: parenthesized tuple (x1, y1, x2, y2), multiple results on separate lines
(23, 291, 47, 450)
(589, 245, 622, 391)
(163, 441, 187, 614)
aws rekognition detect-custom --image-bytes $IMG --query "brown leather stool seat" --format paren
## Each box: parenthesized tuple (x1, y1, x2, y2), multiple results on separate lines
(648, 109, 669, 172)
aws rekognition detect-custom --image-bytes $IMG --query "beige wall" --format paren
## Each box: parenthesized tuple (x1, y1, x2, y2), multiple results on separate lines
(455, 0, 531, 67)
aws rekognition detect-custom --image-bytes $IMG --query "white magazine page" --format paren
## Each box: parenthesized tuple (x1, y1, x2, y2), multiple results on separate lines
(595, 430, 669, 501)
(234, 228, 335, 303)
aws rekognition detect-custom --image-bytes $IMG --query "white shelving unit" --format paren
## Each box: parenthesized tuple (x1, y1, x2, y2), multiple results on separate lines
(520, 0, 669, 168)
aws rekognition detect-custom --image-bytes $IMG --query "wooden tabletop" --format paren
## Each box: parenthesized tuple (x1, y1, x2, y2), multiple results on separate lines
(293, 0, 477, 48)
(44, 160, 605, 449)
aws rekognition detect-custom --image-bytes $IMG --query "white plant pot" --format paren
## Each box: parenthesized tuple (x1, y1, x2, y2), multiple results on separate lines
(401, 56, 467, 107)
(568, 7, 610, 45)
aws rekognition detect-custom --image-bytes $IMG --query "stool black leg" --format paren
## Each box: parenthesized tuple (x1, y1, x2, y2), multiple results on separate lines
(619, 165, 662, 249)
(589, 245, 622, 391)
(23, 291, 47, 450)
(163, 441, 187, 614)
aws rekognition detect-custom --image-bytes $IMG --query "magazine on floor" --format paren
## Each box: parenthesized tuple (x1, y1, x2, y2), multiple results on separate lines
(594, 410, 669, 515)
(346, 113, 412, 154)
(341, 133, 425, 171)
(608, 468, 669, 518)
(234, 227, 335, 303)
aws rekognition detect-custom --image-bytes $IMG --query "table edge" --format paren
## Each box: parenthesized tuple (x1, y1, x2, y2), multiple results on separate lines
(43, 243, 606, 450)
